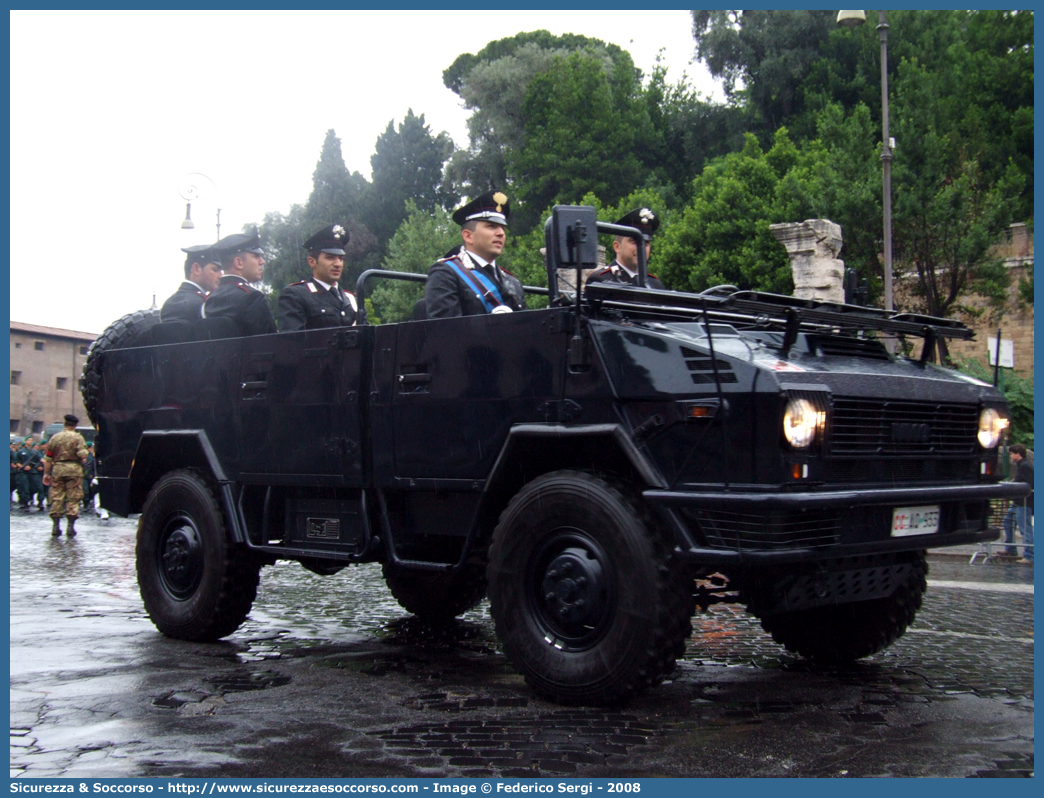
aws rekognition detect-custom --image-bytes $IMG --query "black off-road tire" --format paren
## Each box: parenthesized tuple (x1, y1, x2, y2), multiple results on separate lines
(80, 308, 161, 425)
(136, 469, 261, 641)
(382, 562, 488, 622)
(758, 552, 928, 664)
(487, 471, 694, 706)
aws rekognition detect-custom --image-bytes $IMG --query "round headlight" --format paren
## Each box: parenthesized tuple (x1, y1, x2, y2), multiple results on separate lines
(783, 398, 819, 448)
(977, 407, 1008, 449)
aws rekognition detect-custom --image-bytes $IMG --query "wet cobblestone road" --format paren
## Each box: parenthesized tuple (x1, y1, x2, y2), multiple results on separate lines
(9, 509, 1034, 778)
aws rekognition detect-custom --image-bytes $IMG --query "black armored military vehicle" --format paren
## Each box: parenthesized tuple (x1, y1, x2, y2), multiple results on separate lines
(84, 206, 1025, 705)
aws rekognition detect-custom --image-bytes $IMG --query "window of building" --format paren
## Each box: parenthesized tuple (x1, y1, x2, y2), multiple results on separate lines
(10, 371, 21, 385)
(31, 421, 44, 434)
(56, 377, 68, 390)
(14, 342, 21, 349)
(10, 420, 19, 433)
(34, 341, 44, 351)
(79, 345, 89, 355)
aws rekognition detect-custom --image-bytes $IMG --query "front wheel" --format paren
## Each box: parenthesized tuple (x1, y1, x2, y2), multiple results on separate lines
(758, 552, 928, 664)
(136, 470, 261, 641)
(487, 471, 693, 705)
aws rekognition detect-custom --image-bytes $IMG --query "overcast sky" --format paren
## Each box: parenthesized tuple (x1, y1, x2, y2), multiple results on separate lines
(10, 10, 722, 334)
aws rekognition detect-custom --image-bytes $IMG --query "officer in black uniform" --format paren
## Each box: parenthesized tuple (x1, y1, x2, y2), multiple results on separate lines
(278, 224, 358, 330)
(13, 438, 35, 509)
(586, 207, 665, 290)
(201, 229, 277, 336)
(160, 244, 223, 322)
(424, 190, 526, 319)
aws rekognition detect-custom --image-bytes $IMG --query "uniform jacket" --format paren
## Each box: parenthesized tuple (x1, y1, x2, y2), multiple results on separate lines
(201, 275, 277, 337)
(278, 278, 358, 330)
(45, 430, 88, 470)
(424, 252, 526, 319)
(14, 445, 35, 472)
(24, 448, 42, 472)
(160, 281, 207, 323)
(586, 262, 665, 291)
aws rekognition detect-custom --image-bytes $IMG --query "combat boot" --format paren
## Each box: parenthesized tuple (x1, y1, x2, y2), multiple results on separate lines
(51, 517, 61, 536)
(66, 518, 77, 537)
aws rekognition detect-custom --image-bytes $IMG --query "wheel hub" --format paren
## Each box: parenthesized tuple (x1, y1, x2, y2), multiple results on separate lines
(540, 546, 604, 630)
(159, 522, 203, 600)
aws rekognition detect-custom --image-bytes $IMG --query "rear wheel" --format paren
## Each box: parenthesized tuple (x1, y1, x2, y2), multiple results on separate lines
(382, 562, 487, 622)
(487, 471, 693, 705)
(136, 469, 260, 641)
(758, 552, 928, 664)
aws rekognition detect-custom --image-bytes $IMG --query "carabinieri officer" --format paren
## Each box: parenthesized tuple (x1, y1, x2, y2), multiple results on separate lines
(586, 207, 665, 290)
(278, 223, 358, 330)
(424, 190, 526, 318)
(200, 229, 278, 336)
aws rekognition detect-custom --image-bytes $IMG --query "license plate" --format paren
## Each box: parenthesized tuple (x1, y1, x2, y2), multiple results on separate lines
(891, 505, 940, 537)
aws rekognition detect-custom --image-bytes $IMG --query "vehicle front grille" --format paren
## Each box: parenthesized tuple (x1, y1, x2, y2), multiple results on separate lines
(824, 457, 978, 483)
(829, 397, 978, 457)
(686, 508, 841, 550)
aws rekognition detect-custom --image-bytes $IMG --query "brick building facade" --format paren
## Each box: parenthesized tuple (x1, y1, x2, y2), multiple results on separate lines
(940, 223, 1034, 377)
(9, 322, 98, 437)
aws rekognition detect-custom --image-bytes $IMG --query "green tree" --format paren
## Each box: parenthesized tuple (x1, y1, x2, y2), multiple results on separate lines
(366, 202, 460, 324)
(506, 52, 652, 232)
(365, 110, 457, 250)
(656, 130, 822, 294)
(443, 31, 654, 221)
(259, 130, 380, 310)
(691, 10, 837, 139)
(258, 203, 309, 301)
(641, 59, 746, 205)
(305, 129, 370, 227)
(810, 57, 1025, 360)
(297, 129, 379, 286)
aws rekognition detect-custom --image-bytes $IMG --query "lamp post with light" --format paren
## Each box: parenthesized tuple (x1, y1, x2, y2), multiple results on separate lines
(837, 10, 893, 317)
(179, 172, 221, 242)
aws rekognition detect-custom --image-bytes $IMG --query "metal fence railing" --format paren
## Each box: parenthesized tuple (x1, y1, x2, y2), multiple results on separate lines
(970, 497, 1034, 564)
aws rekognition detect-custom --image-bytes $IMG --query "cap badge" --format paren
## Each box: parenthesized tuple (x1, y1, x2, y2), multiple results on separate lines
(493, 191, 508, 212)
(332, 225, 345, 239)
(639, 208, 655, 224)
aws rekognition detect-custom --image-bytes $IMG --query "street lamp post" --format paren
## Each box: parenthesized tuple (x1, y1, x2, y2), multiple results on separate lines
(837, 10, 894, 316)
(178, 172, 221, 241)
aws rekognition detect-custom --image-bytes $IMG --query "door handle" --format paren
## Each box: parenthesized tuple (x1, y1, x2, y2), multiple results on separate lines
(398, 374, 431, 385)
(242, 380, 267, 399)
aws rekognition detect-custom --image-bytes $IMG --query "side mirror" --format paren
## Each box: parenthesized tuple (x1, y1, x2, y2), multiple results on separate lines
(550, 205, 599, 269)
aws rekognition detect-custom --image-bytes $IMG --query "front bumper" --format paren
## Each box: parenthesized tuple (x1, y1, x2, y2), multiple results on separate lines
(645, 481, 1029, 566)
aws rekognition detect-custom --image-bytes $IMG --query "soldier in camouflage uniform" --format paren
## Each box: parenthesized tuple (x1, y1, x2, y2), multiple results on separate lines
(43, 415, 88, 536)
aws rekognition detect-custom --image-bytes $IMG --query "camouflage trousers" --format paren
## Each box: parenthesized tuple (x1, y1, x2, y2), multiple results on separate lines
(48, 462, 84, 519)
